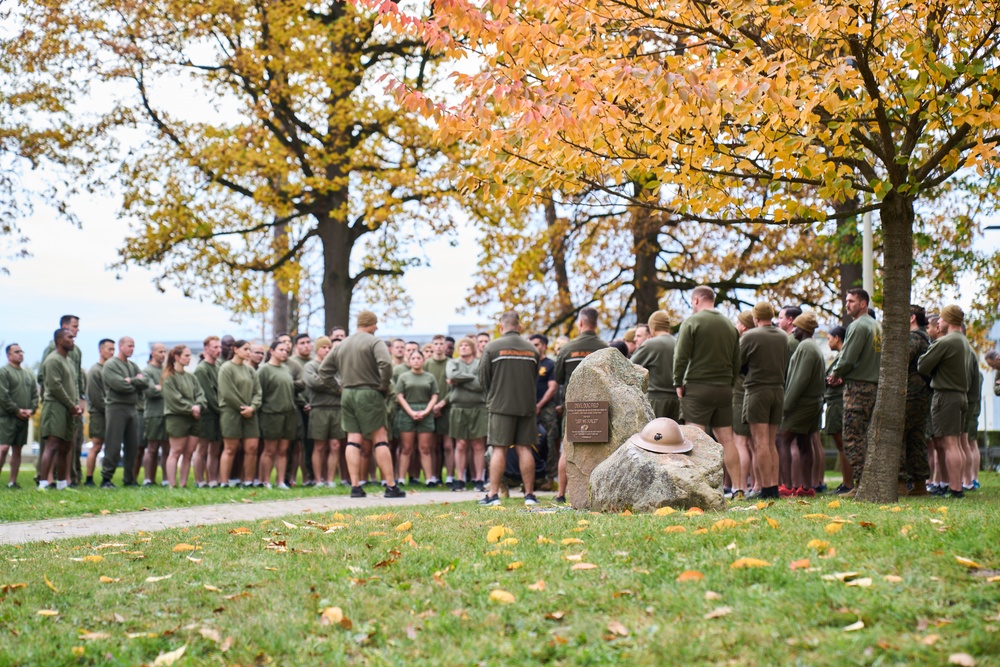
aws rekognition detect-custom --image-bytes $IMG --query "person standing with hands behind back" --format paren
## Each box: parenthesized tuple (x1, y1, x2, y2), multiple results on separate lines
(162, 345, 206, 488)
(0, 344, 39, 488)
(218, 340, 262, 487)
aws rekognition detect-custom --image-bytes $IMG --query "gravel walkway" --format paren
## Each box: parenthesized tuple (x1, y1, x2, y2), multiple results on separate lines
(0, 490, 545, 545)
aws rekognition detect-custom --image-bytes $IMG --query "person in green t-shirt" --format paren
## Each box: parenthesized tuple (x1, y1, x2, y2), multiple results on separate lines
(0, 343, 39, 489)
(140, 343, 168, 486)
(39, 329, 84, 489)
(424, 335, 453, 487)
(396, 350, 439, 487)
(258, 340, 301, 489)
(83, 339, 115, 486)
(447, 338, 488, 491)
(304, 336, 343, 487)
(162, 345, 206, 488)
(218, 340, 262, 485)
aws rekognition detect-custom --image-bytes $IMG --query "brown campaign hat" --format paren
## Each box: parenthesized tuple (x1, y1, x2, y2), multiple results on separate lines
(940, 304, 964, 327)
(792, 311, 818, 333)
(752, 301, 775, 321)
(357, 310, 378, 327)
(629, 418, 693, 454)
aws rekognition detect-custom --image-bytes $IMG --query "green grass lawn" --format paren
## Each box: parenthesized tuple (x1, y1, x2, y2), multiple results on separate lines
(2, 475, 999, 665)
(0, 465, 358, 523)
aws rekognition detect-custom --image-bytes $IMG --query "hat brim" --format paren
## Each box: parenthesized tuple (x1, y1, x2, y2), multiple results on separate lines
(630, 437, 693, 455)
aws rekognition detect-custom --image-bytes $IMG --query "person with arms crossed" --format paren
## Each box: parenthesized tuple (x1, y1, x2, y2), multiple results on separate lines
(38, 329, 83, 490)
(0, 344, 39, 488)
(83, 339, 114, 486)
(101, 337, 149, 488)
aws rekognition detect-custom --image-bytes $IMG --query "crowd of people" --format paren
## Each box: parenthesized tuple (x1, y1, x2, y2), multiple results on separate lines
(1, 286, 997, 505)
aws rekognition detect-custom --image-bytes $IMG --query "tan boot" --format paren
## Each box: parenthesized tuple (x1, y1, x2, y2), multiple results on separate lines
(840, 486, 857, 499)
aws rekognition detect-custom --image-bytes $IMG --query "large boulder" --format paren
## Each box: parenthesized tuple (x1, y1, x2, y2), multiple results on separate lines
(588, 425, 724, 512)
(564, 348, 654, 509)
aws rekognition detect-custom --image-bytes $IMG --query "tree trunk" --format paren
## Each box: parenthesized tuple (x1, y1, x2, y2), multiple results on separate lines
(631, 189, 661, 324)
(545, 195, 574, 326)
(317, 214, 355, 336)
(272, 222, 290, 338)
(834, 198, 863, 326)
(855, 191, 912, 503)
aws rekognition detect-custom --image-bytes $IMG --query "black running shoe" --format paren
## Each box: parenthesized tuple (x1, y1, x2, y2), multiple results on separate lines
(944, 489, 965, 499)
(384, 485, 406, 499)
(350, 485, 367, 498)
(478, 494, 501, 506)
(84, 478, 95, 487)
(554, 495, 567, 504)
(100, 480, 116, 489)
(524, 493, 538, 506)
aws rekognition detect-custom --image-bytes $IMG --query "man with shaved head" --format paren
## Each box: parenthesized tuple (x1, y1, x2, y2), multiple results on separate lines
(101, 336, 149, 488)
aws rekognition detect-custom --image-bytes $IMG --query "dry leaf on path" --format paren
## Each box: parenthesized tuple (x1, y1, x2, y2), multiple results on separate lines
(730, 558, 770, 569)
(489, 589, 515, 604)
(704, 606, 732, 619)
(949, 654, 977, 667)
(676, 570, 705, 582)
(152, 645, 187, 666)
(606, 621, 628, 636)
(571, 563, 599, 571)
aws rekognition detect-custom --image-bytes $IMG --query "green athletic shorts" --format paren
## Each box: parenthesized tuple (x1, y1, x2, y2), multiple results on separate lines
(449, 405, 488, 440)
(824, 399, 843, 436)
(780, 399, 822, 434)
(144, 415, 168, 441)
(88, 411, 106, 441)
(681, 383, 733, 428)
(220, 409, 260, 440)
(40, 402, 76, 442)
(341, 387, 387, 436)
(309, 407, 346, 440)
(165, 414, 199, 439)
(732, 400, 750, 437)
(966, 403, 981, 438)
(743, 388, 784, 426)
(260, 411, 298, 440)
(396, 403, 435, 434)
(487, 413, 537, 448)
(648, 394, 680, 422)
(931, 390, 967, 437)
(0, 416, 29, 446)
(198, 412, 221, 441)
(434, 405, 450, 436)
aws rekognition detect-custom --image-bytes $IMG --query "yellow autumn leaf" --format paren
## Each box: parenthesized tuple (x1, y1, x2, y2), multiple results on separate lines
(528, 580, 546, 591)
(489, 589, 515, 604)
(711, 519, 739, 531)
(825, 523, 843, 535)
(561, 538, 584, 545)
(653, 507, 676, 516)
(807, 539, 830, 550)
(319, 607, 344, 625)
(693, 528, 708, 535)
(152, 645, 187, 666)
(228, 527, 251, 535)
(685, 507, 704, 516)
(71, 647, 84, 657)
(172, 543, 197, 553)
(571, 563, 599, 571)
(789, 559, 811, 570)
(145, 575, 172, 583)
(506, 561, 523, 571)
(37, 609, 59, 617)
(730, 558, 771, 569)
(99, 576, 120, 584)
(487, 526, 513, 543)
(766, 517, 780, 529)
(537, 536, 554, 544)
(395, 521, 412, 532)
(663, 525, 687, 534)
(44, 574, 57, 593)
(82, 555, 103, 563)
(827, 500, 841, 509)
(500, 538, 518, 546)
(955, 556, 983, 569)
(803, 514, 829, 520)
(676, 570, 705, 582)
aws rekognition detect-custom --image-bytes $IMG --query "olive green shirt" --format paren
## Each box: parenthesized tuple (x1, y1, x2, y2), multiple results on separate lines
(783, 338, 825, 412)
(38, 341, 85, 398)
(86, 362, 106, 414)
(318, 332, 393, 393)
(218, 361, 262, 412)
(143, 364, 165, 417)
(42, 352, 79, 410)
(824, 355, 844, 404)
(446, 357, 485, 406)
(554, 331, 608, 386)
(629, 334, 676, 398)
(672, 309, 740, 388)
(0, 364, 39, 416)
(258, 363, 298, 414)
(395, 370, 438, 408)
(740, 325, 790, 391)
(917, 331, 973, 393)
(193, 359, 221, 415)
(830, 314, 881, 383)
(285, 356, 309, 408)
(102, 357, 149, 408)
(163, 370, 207, 417)
(424, 358, 450, 404)
(479, 332, 540, 417)
(304, 358, 340, 408)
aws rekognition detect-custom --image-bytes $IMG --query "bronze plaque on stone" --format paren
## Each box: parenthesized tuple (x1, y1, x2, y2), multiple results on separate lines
(566, 401, 610, 443)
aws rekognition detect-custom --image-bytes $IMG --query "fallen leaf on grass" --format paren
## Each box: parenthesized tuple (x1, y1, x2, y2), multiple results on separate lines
(921, 634, 941, 646)
(663, 526, 687, 534)
(99, 576, 119, 584)
(199, 627, 221, 643)
(1, 583, 27, 593)
(69, 555, 104, 563)
(884, 575, 903, 583)
(228, 527, 251, 535)
(949, 654, 977, 667)
(507, 562, 523, 571)
(676, 570, 705, 582)
(825, 523, 844, 535)
(203, 585, 221, 592)
(545, 610, 567, 621)
(846, 577, 873, 588)
(693, 528, 709, 535)
(766, 517, 780, 529)
(606, 621, 628, 636)
(704, 606, 732, 619)
(537, 536, 554, 544)
(653, 506, 676, 516)
(563, 553, 583, 561)
(685, 508, 704, 516)
(319, 607, 353, 629)
(858, 521, 876, 529)
(561, 538, 584, 545)
(500, 538, 518, 546)
(955, 556, 983, 569)
(281, 521, 298, 530)
(187, 556, 202, 563)
(489, 589, 515, 604)
(100, 510, 110, 515)
(152, 645, 186, 666)
(807, 539, 830, 551)
(79, 632, 109, 641)
(528, 580, 546, 591)
(571, 563, 599, 571)
(730, 558, 770, 569)
(712, 519, 739, 531)
(827, 500, 840, 509)
(843, 619, 865, 632)
(145, 575, 172, 583)
(705, 591, 722, 600)
(36, 609, 59, 617)
(803, 514, 830, 520)
(823, 571, 860, 582)
(790, 559, 811, 571)
(44, 574, 57, 592)
(223, 592, 251, 601)
(172, 543, 197, 553)
(395, 521, 412, 532)
(487, 526, 513, 543)
(71, 647, 84, 657)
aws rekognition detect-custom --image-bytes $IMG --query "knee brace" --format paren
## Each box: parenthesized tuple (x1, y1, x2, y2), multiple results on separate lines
(374, 441, 390, 449)
(346, 441, 362, 449)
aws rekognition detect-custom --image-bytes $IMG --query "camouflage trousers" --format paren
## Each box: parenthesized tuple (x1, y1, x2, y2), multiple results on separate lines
(538, 403, 560, 481)
(842, 381, 877, 486)
(900, 388, 931, 484)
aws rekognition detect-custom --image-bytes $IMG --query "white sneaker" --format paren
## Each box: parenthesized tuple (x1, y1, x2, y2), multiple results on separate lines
(38, 481, 50, 490)
(56, 480, 69, 491)
(229, 479, 240, 486)
(263, 482, 272, 489)
(277, 483, 289, 490)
